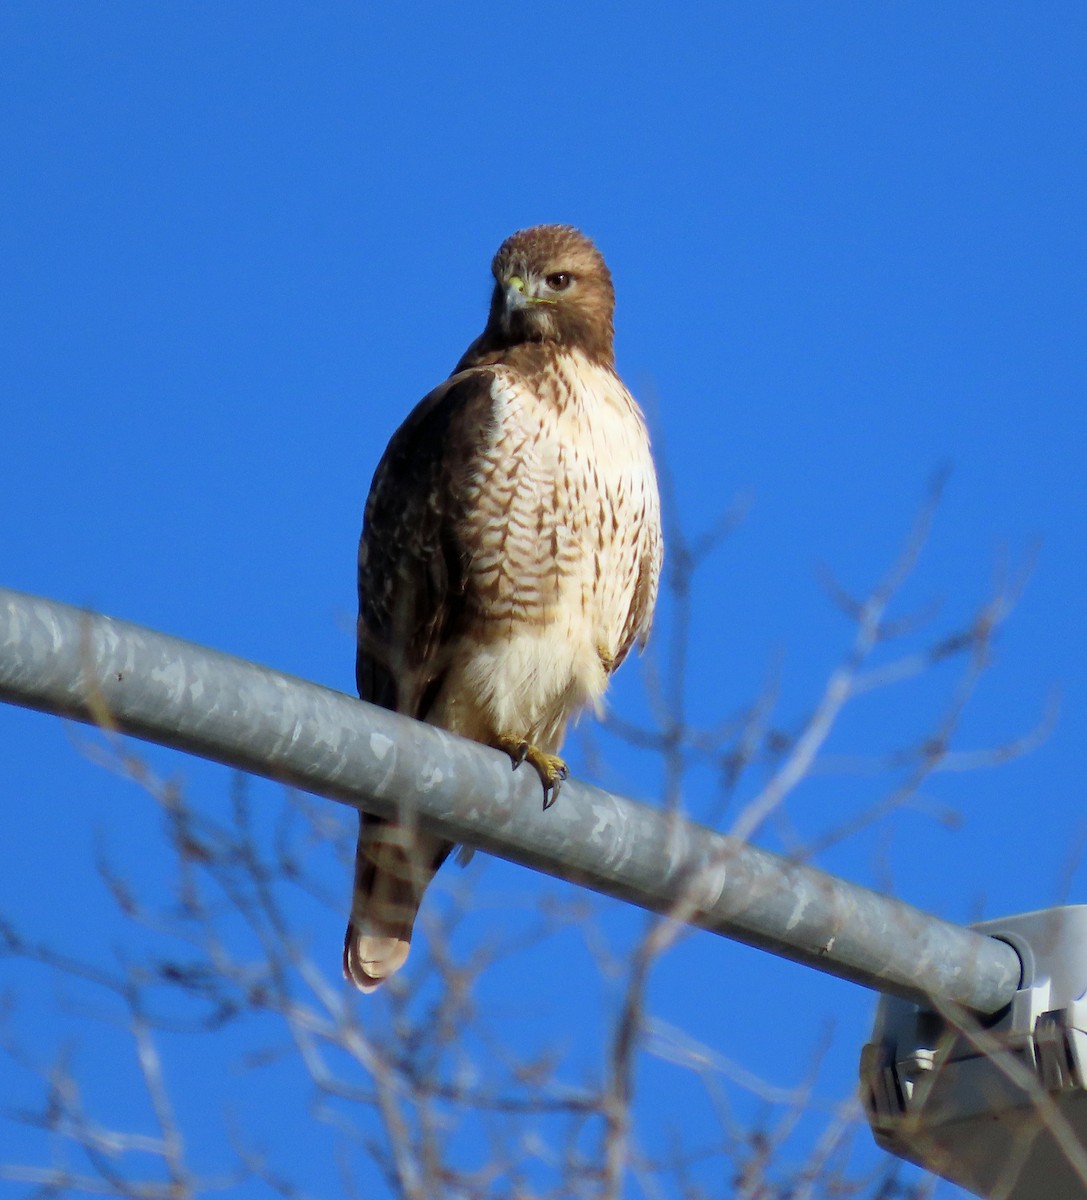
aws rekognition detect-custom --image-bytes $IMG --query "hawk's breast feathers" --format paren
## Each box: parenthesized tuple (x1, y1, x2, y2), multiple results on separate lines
(357, 345, 661, 744)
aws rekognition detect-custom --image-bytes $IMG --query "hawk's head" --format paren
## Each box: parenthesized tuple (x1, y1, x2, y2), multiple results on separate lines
(485, 225, 616, 365)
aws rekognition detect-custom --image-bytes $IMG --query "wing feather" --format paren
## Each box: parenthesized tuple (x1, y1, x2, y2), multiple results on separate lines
(346, 369, 495, 991)
(356, 369, 495, 719)
(611, 527, 663, 673)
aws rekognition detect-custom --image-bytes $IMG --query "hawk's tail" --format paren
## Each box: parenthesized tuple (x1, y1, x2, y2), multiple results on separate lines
(343, 814, 452, 993)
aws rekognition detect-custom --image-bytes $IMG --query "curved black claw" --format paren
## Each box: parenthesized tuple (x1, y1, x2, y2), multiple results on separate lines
(537, 756, 569, 811)
(494, 734, 569, 810)
(495, 733, 530, 770)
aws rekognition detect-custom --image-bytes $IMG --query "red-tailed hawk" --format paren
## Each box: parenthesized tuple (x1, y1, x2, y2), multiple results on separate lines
(344, 224, 663, 991)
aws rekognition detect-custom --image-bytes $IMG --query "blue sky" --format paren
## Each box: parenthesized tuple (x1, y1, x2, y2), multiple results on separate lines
(1, 3, 1085, 1196)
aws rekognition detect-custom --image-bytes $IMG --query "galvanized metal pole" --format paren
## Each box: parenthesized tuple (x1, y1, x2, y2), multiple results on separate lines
(0, 586, 1021, 1012)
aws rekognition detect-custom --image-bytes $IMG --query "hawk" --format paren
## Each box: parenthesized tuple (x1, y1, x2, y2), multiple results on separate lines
(344, 224, 663, 991)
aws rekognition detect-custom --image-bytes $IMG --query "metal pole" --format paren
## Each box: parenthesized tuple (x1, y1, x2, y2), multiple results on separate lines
(0, 586, 1021, 1012)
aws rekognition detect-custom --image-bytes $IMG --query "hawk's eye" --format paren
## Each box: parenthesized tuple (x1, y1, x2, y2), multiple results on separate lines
(545, 272, 572, 291)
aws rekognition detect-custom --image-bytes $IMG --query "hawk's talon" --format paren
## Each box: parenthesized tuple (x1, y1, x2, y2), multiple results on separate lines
(495, 734, 568, 809)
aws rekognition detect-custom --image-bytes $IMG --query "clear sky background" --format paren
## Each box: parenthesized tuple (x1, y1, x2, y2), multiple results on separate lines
(1, 4, 1085, 1197)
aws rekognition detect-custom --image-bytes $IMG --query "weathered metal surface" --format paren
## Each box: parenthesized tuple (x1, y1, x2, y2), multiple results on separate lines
(0, 586, 1022, 1012)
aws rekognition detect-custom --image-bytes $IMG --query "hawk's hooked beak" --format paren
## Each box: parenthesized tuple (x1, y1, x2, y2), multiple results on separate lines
(503, 274, 556, 312)
(504, 275, 531, 311)
(499, 273, 555, 334)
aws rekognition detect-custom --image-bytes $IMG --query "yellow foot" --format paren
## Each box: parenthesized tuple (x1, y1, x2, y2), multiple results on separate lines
(494, 733, 568, 810)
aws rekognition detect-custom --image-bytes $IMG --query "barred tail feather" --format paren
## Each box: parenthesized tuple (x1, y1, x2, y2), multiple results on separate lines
(343, 815, 451, 992)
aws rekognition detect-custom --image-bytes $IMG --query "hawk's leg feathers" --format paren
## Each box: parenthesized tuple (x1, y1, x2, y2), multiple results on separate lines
(495, 733, 568, 810)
